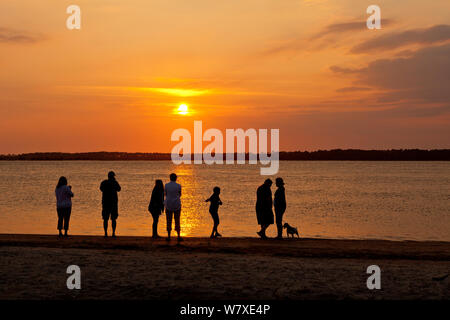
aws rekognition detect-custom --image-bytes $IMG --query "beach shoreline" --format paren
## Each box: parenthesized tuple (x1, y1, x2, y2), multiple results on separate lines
(1, 234, 449, 300)
(1, 234, 450, 260)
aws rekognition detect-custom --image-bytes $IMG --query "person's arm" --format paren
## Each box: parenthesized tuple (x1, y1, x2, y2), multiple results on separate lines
(116, 181, 121, 192)
(160, 190, 165, 212)
(218, 196, 222, 205)
(100, 181, 104, 192)
(205, 196, 211, 202)
(67, 186, 74, 197)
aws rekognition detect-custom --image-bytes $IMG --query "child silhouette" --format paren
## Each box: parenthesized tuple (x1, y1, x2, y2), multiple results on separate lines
(205, 186, 222, 238)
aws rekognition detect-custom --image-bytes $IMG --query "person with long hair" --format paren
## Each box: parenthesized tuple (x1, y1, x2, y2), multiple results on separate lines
(148, 179, 164, 238)
(55, 176, 74, 237)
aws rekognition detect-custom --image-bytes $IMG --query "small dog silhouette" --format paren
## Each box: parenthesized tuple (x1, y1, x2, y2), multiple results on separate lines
(283, 223, 299, 238)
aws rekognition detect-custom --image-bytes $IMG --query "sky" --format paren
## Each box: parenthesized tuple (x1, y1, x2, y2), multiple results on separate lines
(0, 0, 449, 153)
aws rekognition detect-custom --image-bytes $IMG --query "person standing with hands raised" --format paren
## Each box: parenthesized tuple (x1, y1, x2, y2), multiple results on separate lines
(100, 171, 121, 238)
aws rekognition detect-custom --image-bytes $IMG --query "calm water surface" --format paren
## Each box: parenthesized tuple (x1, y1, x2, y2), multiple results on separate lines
(0, 161, 449, 241)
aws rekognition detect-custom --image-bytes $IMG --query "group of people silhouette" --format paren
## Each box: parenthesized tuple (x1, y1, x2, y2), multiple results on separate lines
(54, 171, 287, 240)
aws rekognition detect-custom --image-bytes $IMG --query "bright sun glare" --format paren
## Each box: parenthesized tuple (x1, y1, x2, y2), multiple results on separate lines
(177, 104, 188, 115)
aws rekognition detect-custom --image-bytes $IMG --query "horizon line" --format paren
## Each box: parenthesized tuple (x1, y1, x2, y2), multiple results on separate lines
(2, 148, 450, 156)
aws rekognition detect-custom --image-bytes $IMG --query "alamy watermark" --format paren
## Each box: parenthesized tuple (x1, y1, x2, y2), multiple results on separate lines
(65, 5, 381, 31)
(66, 265, 81, 290)
(366, 265, 381, 290)
(367, 5, 382, 30)
(66, 5, 81, 30)
(170, 121, 279, 175)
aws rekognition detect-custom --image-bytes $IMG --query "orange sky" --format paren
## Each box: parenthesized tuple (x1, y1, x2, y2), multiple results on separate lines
(0, 0, 449, 153)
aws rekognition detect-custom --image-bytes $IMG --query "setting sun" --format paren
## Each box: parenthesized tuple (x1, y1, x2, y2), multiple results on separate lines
(177, 104, 189, 115)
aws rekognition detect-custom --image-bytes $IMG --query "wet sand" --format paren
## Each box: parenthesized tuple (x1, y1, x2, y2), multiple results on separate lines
(0, 234, 449, 300)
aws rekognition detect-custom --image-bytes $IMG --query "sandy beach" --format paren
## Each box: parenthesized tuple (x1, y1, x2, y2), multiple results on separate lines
(0, 234, 449, 300)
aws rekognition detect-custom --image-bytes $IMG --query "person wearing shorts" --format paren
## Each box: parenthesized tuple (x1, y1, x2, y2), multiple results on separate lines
(100, 171, 121, 237)
(102, 204, 118, 221)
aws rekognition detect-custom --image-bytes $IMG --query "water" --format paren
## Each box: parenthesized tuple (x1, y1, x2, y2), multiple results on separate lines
(0, 161, 449, 241)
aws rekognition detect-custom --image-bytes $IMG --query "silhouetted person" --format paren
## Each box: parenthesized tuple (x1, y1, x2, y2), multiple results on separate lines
(100, 171, 121, 237)
(165, 173, 182, 241)
(256, 179, 274, 239)
(205, 186, 222, 238)
(274, 177, 286, 239)
(55, 176, 74, 238)
(148, 179, 164, 238)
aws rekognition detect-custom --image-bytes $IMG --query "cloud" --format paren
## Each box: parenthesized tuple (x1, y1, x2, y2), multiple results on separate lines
(332, 43, 450, 105)
(0, 27, 44, 44)
(136, 87, 210, 97)
(381, 104, 450, 118)
(262, 19, 395, 56)
(311, 19, 395, 41)
(329, 66, 359, 74)
(336, 87, 372, 93)
(350, 24, 450, 54)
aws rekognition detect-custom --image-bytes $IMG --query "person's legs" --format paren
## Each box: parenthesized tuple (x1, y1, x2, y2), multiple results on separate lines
(257, 224, 266, 238)
(166, 210, 173, 240)
(102, 207, 109, 237)
(174, 210, 181, 240)
(152, 214, 159, 238)
(210, 222, 218, 238)
(214, 222, 220, 237)
(103, 219, 108, 236)
(210, 216, 215, 238)
(111, 219, 117, 237)
(275, 208, 284, 239)
(210, 211, 217, 238)
(258, 224, 269, 239)
(111, 205, 118, 237)
(63, 207, 71, 236)
(57, 208, 64, 237)
(213, 213, 221, 237)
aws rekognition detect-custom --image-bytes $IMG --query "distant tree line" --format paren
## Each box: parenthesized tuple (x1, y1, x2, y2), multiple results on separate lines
(279, 149, 450, 161)
(0, 149, 449, 161)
